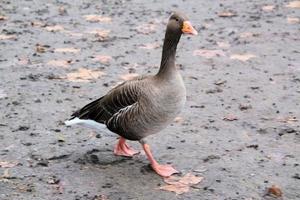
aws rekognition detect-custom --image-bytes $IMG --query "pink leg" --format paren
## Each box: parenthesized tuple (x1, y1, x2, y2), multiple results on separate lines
(114, 137, 139, 157)
(142, 143, 178, 177)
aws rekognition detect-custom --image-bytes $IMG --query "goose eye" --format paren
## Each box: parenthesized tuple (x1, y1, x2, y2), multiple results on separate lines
(175, 18, 179, 22)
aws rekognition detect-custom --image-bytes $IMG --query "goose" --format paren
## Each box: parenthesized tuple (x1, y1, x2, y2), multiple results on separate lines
(65, 12, 198, 177)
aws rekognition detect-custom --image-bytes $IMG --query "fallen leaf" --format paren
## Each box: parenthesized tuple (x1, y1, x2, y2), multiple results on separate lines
(94, 195, 109, 200)
(18, 56, 30, 65)
(0, 16, 7, 20)
(239, 104, 252, 110)
(174, 117, 184, 123)
(286, 1, 300, 8)
(65, 68, 105, 82)
(159, 183, 189, 195)
(267, 185, 283, 197)
(239, 32, 260, 39)
(58, 6, 67, 15)
(178, 173, 203, 185)
(277, 116, 298, 123)
(57, 134, 65, 142)
(0, 89, 7, 99)
(31, 21, 45, 27)
(230, 53, 256, 61)
(44, 25, 64, 32)
(92, 55, 112, 64)
(193, 49, 225, 58)
(287, 17, 300, 24)
(55, 48, 80, 53)
(136, 23, 157, 34)
(0, 34, 16, 40)
(36, 43, 47, 53)
(217, 41, 230, 49)
(139, 42, 161, 50)
(0, 161, 19, 168)
(262, 5, 275, 11)
(2, 169, 10, 178)
(214, 80, 227, 85)
(119, 73, 139, 81)
(83, 15, 112, 23)
(223, 114, 238, 121)
(160, 173, 203, 195)
(47, 60, 71, 68)
(218, 11, 237, 17)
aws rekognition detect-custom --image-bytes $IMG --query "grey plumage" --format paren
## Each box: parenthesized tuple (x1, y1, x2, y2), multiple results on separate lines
(67, 12, 188, 141)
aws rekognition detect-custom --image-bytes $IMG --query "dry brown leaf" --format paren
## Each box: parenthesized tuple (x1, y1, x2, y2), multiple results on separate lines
(160, 183, 189, 195)
(178, 173, 203, 185)
(18, 56, 30, 65)
(92, 55, 112, 64)
(119, 73, 139, 81)
(58, 6, 67, 15)
(83, 15, 112, 23)
(0, 34, 16, 40)
(262, 5, 275, 11)
(218, 11, 237, 17)
(193, 49, 225, 58)
(94, 195, 109, 200)
(2, 169, 10, 178)
(55, 48, 80, 53)
(0, 161, 19, 168)
(223, 114, 238, 121)
(286, 1, 300, 8)
(65, 68, 105, 82)
(287, 17, 300, 24)
(47, 60, 71, 68)
(139, 43, 161, 50)
(44, 25, 64, 32)
(217, 41, 230, 49)
(277, 116, 298, 123)
(160, 173, 203, 195)
(0, 16, 7, 20)
(230, 54, 256, 61)
(174, 116, 184, 123)
(239, 32, 259, 39)
(136, 23, 157, 34)
(36, 44, 48, 53)
(31, 21, 45, 27)
(267, 185, 283, 197)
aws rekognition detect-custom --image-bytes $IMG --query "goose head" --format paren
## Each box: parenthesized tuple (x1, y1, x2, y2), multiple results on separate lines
(167, 12, 198, 36)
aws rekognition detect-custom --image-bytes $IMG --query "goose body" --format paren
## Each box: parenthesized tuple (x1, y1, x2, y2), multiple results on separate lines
(65, 12, 197, 177)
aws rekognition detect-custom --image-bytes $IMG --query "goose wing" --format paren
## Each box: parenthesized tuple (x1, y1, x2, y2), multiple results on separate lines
(70, 78, 144, 124)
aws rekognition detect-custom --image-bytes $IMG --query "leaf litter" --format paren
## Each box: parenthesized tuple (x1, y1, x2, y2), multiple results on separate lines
(0, 161, 19, 168)
(287, 17, 300, 24)
(218, 11, 237, 17)
(159, 173, 203, 195)
(230, 53, 256, 61)
(47, 60, 72, 68)
(286, 1, 300, 8)
(44, 25, 64, 32)
(119, 73, 139, 81)
(92, 55, 112, 64)
(262, 5, 275, 11)
(54, 48, 80, 53)
(83, 15, 112, 23)
(64, 68, 106, 82)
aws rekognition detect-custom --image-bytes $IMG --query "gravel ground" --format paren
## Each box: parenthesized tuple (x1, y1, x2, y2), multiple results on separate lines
(0, 0, 299, 199)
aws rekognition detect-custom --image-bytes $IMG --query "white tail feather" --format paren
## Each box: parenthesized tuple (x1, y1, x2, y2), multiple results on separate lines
(65, 117, 105, 131)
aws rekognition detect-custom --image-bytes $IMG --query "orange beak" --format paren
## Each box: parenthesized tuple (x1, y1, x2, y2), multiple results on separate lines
(182, 21, 198, 35)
